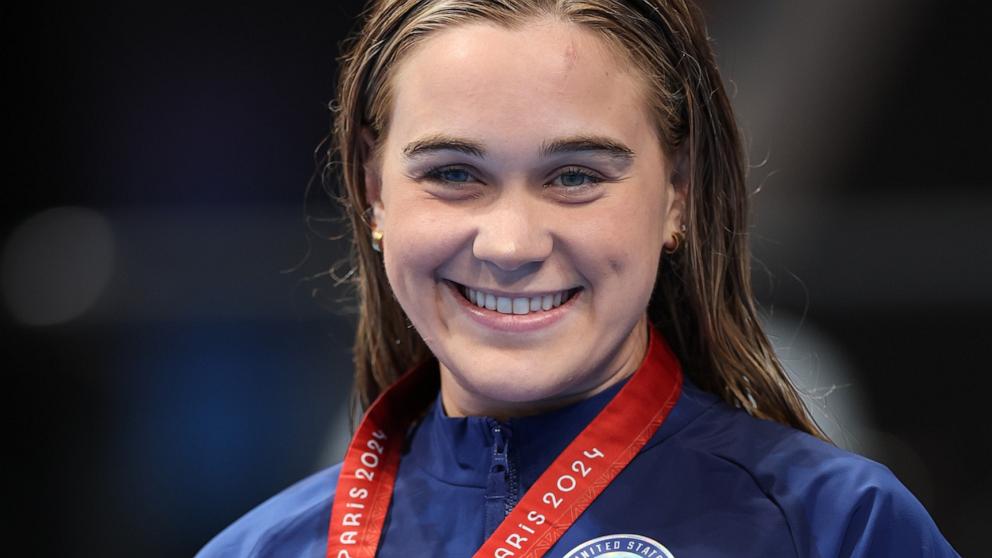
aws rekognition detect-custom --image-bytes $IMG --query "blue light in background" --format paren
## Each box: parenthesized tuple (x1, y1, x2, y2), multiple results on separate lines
(106, 320, 348, 546)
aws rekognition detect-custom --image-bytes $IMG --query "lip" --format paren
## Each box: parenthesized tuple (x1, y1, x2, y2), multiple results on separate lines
(443, 280, 582, 333)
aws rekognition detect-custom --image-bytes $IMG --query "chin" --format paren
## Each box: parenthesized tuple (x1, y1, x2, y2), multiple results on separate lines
(443, 352, 586, 412)
(475, 371, 566, 404)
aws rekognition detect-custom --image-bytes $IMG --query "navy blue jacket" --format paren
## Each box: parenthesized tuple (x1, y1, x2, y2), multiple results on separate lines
(197, 374, 959, 557)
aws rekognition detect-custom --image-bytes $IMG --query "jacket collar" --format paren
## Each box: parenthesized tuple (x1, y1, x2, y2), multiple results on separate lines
(403, 340, 717, 489)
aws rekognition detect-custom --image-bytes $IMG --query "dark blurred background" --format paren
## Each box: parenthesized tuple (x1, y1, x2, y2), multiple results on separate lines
(4, 1, 989, 556)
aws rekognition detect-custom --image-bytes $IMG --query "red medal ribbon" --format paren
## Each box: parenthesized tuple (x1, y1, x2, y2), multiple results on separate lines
(325, 324, 683, 558)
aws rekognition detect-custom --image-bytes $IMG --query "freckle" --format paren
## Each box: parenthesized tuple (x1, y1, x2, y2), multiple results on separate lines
(609, 259, 623, 274)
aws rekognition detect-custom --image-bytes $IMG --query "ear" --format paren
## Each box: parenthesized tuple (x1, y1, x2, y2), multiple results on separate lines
(670, 142, 689, 193)
(360, 126, 386, 228)
(663, 145, 689, 250)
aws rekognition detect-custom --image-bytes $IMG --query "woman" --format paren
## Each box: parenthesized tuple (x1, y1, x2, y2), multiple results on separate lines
(199, 1, 959, 556)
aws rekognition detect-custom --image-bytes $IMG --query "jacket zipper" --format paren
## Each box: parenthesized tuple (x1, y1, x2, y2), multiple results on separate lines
(484, 420, 519, 538)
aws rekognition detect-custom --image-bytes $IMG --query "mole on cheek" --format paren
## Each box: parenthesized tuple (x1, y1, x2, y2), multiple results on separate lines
(609, 258, 624, 275)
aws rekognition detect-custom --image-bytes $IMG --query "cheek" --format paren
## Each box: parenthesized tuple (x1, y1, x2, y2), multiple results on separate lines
(575, 188, 666, 281)
(571, 193, 665, 326)
(380, 198, 467, 310)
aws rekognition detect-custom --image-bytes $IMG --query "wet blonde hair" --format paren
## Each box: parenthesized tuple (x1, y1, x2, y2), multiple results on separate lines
(324, 0, 827, 440)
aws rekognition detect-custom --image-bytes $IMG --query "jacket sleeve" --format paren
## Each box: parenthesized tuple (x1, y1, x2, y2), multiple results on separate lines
(749, 427, 961, 558)
(195, 464, 341, 558)
(831, 460, 960, 558)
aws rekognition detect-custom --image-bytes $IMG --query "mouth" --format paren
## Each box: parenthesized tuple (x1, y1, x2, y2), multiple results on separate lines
(445, 280, 582, 316)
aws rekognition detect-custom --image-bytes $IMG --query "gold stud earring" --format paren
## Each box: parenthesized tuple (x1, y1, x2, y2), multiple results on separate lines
(371, 228, 384, 253)
(664, 224, 687, 255)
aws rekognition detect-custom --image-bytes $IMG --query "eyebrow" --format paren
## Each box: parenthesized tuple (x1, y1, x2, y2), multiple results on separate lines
(403, 134, 486, 159)
(542, 136, 635, 162)
(401, 133, 636, 163)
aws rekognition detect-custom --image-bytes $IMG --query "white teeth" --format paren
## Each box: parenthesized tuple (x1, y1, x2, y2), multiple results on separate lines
(459, 283, 576, 315)
(512, 298, 530, 314)
(462, 287, 569, 314)
(496, 296, 512, 313)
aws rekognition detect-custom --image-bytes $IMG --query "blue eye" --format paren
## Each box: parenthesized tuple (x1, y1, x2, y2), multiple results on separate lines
(550, 167, 604, 189)
(422, 166, 476, 185)
(420, 165, 605, 192)
(436, 168, 472, 183)
(559, 172, 586, 187)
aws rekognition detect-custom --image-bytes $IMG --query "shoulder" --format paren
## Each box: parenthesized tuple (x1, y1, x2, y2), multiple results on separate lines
(667, 382, 959, 557)
(195, 463, 341, 558)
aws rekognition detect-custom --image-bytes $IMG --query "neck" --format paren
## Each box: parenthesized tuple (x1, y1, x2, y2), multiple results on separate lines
(440, 315, 650, 420)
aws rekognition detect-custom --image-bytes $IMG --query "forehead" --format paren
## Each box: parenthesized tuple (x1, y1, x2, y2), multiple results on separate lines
(387, 19, 653, 153)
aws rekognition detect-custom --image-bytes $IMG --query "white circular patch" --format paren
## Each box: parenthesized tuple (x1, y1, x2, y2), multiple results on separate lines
(562, 533, 675, 558)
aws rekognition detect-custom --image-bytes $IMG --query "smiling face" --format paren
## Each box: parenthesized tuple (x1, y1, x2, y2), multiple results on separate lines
(364, 17, 685, 418)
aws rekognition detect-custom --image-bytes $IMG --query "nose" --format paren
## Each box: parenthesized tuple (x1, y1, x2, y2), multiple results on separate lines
(472, 193, 553, 273)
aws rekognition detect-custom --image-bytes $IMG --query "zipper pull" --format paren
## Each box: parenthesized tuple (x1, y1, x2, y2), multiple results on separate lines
(484, 421, 510, 538)
(491, 423, 508, 473)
